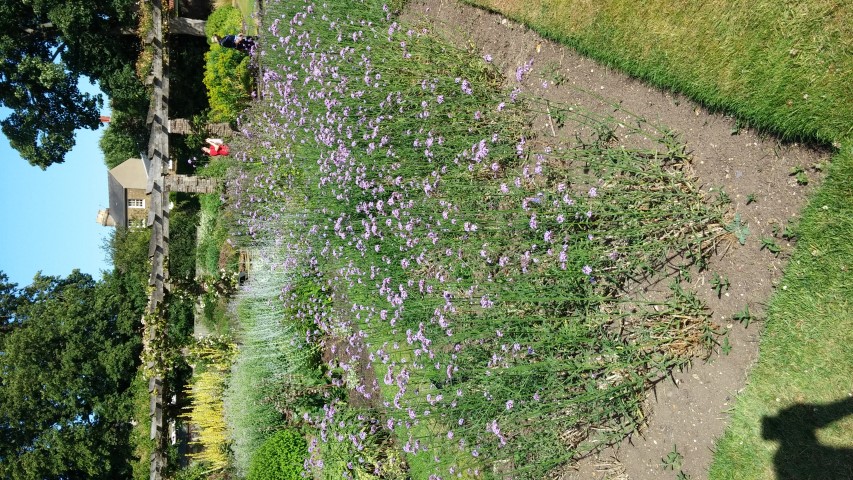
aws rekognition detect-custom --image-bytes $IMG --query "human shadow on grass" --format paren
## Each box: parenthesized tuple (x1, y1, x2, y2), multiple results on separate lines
(762, 395, 853, 480)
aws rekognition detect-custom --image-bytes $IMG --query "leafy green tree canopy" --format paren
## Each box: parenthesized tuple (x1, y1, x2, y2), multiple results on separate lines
(0, 0, 138, 169)
(0, 270, 143, 479)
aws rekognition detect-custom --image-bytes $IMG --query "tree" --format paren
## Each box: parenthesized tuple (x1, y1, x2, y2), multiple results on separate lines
(105, 226, 151, 299)
(0, 270, 143, 479)
(0, 0, 139, 168)
(0, 272, 21, 331)
(100, 110, 150, 169)
(0, 53, 103, 169)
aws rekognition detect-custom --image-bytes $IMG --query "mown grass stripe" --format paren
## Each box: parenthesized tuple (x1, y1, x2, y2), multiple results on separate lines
(466, 0, 852, 143)
(708, 142, 853, 480)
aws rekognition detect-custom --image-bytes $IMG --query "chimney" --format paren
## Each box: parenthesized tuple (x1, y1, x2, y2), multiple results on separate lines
(96, 209, 115, 226)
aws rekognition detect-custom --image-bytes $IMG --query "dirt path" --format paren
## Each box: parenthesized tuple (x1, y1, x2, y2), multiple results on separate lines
(400, 1, 829, 478)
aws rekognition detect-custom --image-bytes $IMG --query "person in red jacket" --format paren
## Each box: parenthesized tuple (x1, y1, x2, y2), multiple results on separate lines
(202, 138, 229, 156)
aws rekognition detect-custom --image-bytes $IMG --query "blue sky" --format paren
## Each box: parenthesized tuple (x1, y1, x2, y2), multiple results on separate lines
(0, 81, 112, 287)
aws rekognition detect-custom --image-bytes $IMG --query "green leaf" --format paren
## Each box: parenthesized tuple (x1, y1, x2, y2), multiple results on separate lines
(721, 335, 732, 355)
(733, 306, 753, 328)
(725, 213, 750, 245)
(761, 237, 781, 255)
(662, 444, 684, 470)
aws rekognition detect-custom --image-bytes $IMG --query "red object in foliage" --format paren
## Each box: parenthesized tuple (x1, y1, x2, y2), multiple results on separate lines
(209, 144, 229, 156)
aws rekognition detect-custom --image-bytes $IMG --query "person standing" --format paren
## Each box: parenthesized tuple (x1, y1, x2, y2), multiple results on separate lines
(201, 138, 230, 157)
(211, 34, 256, 53)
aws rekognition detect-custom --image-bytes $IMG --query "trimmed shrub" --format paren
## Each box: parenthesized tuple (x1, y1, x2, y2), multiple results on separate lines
(205, 6, 244, 38)
(204, 6, 253, 122)
(203, 45, 252, 123)
(247, 430, 308, 480)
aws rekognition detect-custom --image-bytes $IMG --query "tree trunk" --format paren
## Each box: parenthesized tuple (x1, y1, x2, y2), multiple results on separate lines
(168, 17, 206, 37)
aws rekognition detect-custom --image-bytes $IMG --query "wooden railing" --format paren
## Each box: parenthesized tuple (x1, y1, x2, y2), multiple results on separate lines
(143, 1, 170, 479)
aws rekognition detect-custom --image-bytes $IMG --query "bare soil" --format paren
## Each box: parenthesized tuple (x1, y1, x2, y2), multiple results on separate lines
(400, 1, 830, 478)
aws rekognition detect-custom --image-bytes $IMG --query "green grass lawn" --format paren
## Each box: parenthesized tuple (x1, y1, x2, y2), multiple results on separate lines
(708, 143, 853, 479)
(466, 0, 852, 143)
(236, 0, 257, 35)
(465, 0, 853, 477)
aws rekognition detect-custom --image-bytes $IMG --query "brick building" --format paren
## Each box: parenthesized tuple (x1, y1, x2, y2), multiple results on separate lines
(97, 157, 151, 228)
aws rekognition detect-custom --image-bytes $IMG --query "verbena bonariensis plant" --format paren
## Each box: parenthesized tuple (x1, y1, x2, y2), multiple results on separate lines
(223, 0, 724, 478)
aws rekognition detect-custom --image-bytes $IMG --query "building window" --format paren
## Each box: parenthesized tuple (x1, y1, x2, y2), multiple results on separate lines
(128, 198, 145, 209)
(129, 218, 147, 229)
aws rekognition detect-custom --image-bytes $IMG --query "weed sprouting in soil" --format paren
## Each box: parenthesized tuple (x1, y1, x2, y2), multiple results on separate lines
(661, 444, 683, 471)
(711, 273, 730, 298)
(732, 307, 753, 329)
(761, 237, 782, 256)
(725, 213, 750, 246)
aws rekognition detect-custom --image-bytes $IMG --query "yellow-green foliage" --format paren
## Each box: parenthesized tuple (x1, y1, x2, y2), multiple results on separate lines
(182, 337, 237, 472)
(205, 6, 244, 37)
(204, 6, 253, 123)
(204, 48, 252, 123)
(189, 335, 237, 369)
(183, 370, 230, 471)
